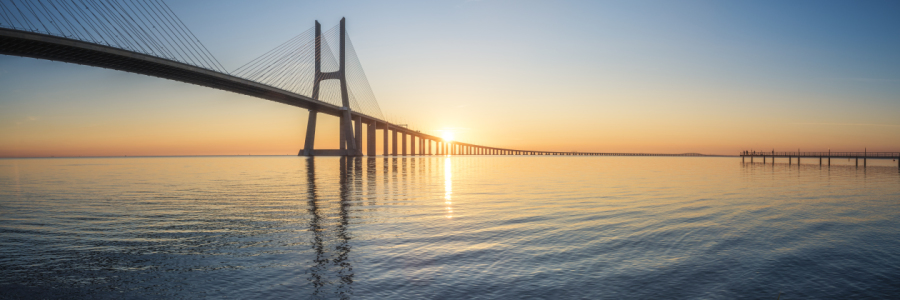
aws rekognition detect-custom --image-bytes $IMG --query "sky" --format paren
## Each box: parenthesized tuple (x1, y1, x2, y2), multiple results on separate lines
(2, 0, 899, 157)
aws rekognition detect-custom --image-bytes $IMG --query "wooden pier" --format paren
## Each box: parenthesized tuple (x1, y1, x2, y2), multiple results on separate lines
(740, 150, 900, 170)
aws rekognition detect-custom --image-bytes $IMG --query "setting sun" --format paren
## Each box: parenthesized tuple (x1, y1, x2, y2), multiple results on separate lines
(442, 131, 455, 142)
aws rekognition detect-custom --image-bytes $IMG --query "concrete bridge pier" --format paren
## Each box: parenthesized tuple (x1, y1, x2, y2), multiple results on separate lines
(355, 116, 363, 152)
(392, 130, 398, 156)
(402, 133, 408, 156)
(300, 109, 317, 156)
(366, 120, 376, 156)
(383, 124, 389, 156)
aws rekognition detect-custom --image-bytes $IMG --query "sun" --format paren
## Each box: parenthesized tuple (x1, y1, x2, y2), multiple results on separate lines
(442, 131, 455, 142)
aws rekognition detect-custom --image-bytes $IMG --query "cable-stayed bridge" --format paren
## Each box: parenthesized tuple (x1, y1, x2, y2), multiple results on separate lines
(0, 0, 706, 157)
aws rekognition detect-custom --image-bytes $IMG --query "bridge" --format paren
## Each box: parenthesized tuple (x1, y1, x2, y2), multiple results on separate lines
(0, 0, 709, 157)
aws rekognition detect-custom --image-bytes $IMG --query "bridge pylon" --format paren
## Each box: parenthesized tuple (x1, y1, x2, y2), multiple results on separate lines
(302, 18, 362, 156)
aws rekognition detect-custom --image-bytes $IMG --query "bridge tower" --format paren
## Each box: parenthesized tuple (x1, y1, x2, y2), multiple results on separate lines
(301, 18, 361, 156)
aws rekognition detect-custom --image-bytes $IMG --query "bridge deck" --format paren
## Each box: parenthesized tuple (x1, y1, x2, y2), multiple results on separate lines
(0, 28, 354, 117)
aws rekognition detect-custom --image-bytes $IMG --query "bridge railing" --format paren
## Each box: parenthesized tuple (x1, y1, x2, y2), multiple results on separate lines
(741, 151, 900, 157)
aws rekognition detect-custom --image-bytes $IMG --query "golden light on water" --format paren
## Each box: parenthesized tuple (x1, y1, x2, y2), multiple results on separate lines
(444, 157, 452, 219)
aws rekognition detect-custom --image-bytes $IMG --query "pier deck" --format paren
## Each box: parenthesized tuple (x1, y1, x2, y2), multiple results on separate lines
(740, 151, 900, 170)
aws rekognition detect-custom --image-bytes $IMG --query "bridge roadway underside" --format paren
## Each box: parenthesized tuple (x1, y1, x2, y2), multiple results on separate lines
(0, 28, 355, 118)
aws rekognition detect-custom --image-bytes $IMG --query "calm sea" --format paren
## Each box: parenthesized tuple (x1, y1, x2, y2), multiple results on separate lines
(1, 156, 899, 299)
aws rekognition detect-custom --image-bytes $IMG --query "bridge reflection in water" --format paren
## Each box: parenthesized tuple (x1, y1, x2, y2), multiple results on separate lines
(301, 156, 453, 298)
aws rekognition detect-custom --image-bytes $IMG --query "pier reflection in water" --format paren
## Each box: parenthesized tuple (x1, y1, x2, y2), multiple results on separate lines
(2, 156, 900, 299)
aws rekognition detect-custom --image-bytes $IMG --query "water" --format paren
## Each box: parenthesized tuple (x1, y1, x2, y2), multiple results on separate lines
(1, 156, 899, 299)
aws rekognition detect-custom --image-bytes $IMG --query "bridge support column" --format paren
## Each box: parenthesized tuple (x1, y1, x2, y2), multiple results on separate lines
(402, 133, 407, 156)
(353, 116, 363, 155)
(338, 112, 359, 155)
(367, 120, 376, 156)
(339, 115, 346, 152)
(383, 124, 389, 156)
(411, 136, 417, 155)
(392, 130, 398, 156)
(300, 109, 317, 156)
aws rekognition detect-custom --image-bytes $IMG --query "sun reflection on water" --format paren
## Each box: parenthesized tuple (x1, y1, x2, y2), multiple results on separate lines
(444, 157, 452, 218)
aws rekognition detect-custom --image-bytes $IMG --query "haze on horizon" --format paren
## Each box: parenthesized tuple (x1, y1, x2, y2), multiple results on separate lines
(2, 0, 899, 157)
